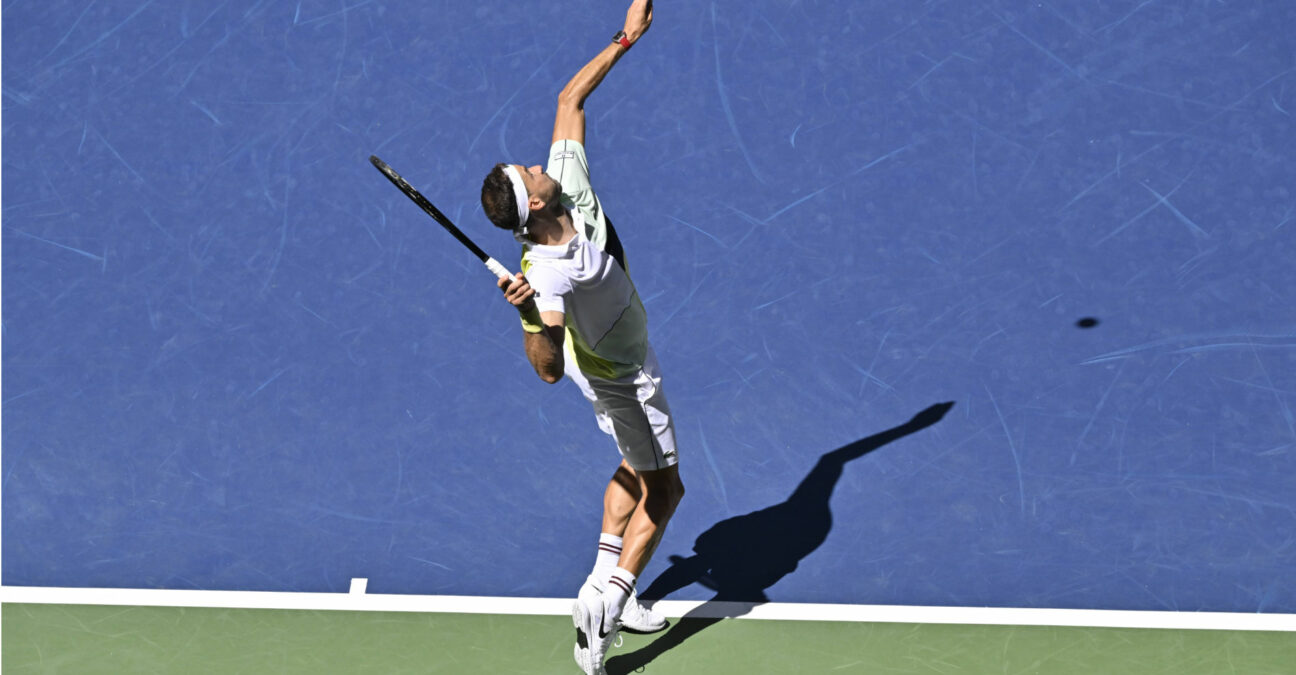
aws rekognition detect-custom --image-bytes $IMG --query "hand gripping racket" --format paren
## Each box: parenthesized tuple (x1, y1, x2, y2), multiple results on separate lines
(369, 155, 513, 280)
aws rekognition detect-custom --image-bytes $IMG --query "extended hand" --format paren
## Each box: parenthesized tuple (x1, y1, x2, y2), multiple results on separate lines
(623, 0, 653, 45)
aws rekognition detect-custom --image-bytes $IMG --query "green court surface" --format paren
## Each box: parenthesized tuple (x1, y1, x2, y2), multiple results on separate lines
(3, 603, 1293, 674)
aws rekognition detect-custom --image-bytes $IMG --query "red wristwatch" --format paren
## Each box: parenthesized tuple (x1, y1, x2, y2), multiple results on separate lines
(612, 31, 631, 49)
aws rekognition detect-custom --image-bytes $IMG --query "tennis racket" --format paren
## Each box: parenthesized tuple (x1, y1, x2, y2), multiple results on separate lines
(369, 155, 513, 280)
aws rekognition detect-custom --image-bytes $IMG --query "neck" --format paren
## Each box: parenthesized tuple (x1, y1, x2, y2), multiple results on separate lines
(526, 208, 575, 246)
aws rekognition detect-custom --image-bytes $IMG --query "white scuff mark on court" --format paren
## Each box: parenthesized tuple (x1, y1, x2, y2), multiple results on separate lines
(984, 385, 1026, 518)
(190, 99, 222, 125)
(993, 11, 1086, 82)
(696, 422, 729, 512)
(43, 0, 158, 73)
(349, 578, 368, 595)
(1274, 206, 1292, 230)
(1080, 331, 1296, 366)
(1093, 0, 1158, 34)
(1076, 359, 1126, 450)
(9, 229, 105, 263)
(655, 271, 712, 331)
(293, 0, 373, 28)
(711, 3, 767, 185)
(467, 47, 560, 154)
(1140, 182, 1209, 238)
(667, 215, 727, 249)
(1248, 342, 1296, 442)
(247, 367, 289, 399)
(408, 557, 452, 571)
(1, 585, 1293, 632)
(260, 174, 292, 295)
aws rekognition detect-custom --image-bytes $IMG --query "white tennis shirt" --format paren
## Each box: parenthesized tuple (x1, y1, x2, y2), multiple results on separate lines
(520, 139, 648, 381)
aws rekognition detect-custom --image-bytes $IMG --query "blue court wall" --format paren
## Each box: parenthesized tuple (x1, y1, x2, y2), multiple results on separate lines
(3, 0, 1294, 612)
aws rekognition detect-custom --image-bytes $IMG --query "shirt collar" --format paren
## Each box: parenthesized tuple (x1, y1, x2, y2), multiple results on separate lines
(521, 209, 584, 257)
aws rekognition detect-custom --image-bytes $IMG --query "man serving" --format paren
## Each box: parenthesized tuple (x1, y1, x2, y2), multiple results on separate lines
(478, 2, 685, 674)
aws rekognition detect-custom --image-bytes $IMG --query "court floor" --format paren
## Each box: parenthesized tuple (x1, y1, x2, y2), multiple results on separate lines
(4, 1, 1295, 672)
(4, 586, 1294, 675)
(5, 601, 1294, 674)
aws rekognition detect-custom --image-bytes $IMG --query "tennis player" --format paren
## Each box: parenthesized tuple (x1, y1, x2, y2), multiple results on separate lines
(478, 2, 683, 674)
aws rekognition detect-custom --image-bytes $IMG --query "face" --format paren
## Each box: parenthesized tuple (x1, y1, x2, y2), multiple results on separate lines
(514, 164, 561, 212)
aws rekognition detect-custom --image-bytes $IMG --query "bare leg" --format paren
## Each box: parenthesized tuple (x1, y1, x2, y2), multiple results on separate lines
(618, 464, 685, 576)
(601, 460, 641, 536)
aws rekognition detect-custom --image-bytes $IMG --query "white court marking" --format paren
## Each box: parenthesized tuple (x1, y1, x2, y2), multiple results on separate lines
(2, 584, 1293, 632)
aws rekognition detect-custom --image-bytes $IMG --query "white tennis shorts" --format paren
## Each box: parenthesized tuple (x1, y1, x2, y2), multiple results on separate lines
(565, 345, 678, 472)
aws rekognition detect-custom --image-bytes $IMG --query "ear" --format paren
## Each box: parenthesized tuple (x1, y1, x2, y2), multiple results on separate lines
(529, 195, 547, 212)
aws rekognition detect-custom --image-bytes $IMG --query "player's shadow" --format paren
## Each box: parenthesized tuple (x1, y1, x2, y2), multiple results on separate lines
(605, 401, 955, 675)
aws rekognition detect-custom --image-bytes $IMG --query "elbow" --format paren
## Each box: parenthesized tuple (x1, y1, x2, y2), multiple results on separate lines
(537, 358, 564, 384)
(557, 88, 583, 112)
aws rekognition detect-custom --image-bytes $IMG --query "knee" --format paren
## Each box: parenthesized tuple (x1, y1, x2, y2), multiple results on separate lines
(647, 475, 685, 513)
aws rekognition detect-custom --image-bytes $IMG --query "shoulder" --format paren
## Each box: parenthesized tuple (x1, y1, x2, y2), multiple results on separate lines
(547, 140, 591, 189)
(549, 138, 587, 162)
(521, 254, 572, 292)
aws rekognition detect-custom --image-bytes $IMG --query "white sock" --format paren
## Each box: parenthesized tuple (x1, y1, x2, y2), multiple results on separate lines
(593, 534, 623, 585)
(603, 567, 636, 625)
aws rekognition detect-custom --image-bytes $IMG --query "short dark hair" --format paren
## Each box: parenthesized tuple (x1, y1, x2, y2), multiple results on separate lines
(481, 163, 519, 231)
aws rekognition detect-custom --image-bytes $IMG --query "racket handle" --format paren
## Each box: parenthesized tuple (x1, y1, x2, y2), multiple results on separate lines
(484, 257, 513, 280)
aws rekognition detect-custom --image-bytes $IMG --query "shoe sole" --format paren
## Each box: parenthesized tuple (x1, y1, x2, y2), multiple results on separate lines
(572, 601, 593, 674)
(573, 601, 590, 649)
(619, 619, 671, 635)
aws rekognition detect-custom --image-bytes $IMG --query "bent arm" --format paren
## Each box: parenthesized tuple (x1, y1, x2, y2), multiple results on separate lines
(523, 311, 566, 384)
(552, 45, 625, 146)
(552, 0, 653, 145)
(499, 274, 566, 383)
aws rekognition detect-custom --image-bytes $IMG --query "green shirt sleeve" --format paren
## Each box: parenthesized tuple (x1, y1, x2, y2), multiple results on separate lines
(546, 139, 609, 252)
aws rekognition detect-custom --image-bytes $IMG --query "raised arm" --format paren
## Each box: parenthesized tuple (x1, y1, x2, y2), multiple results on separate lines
(552, 0, 654, 145)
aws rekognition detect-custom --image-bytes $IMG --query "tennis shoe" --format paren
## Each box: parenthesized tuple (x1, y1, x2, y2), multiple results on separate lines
(572, 594, 618, 675)
(620, 591, 668, 633)
(579, 574, 667, 634)
(573, 576, 603, 671)
(578, 574, 603, 603)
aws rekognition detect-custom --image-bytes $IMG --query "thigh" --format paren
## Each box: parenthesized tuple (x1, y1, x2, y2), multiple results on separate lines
(592, 373, 677, 471)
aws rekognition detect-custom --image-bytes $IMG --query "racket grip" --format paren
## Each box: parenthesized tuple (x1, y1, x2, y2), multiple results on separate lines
(484, 257, 513, 280)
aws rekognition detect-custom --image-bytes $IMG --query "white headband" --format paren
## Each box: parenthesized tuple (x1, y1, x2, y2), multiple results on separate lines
(501, 165, 531, 236)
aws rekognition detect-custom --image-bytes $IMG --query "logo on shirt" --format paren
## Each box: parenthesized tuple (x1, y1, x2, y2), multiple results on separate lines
(553, 151, 577, 161)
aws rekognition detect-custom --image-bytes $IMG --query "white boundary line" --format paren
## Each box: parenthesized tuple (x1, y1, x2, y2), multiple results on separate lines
(2, 584, 1293, 632)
